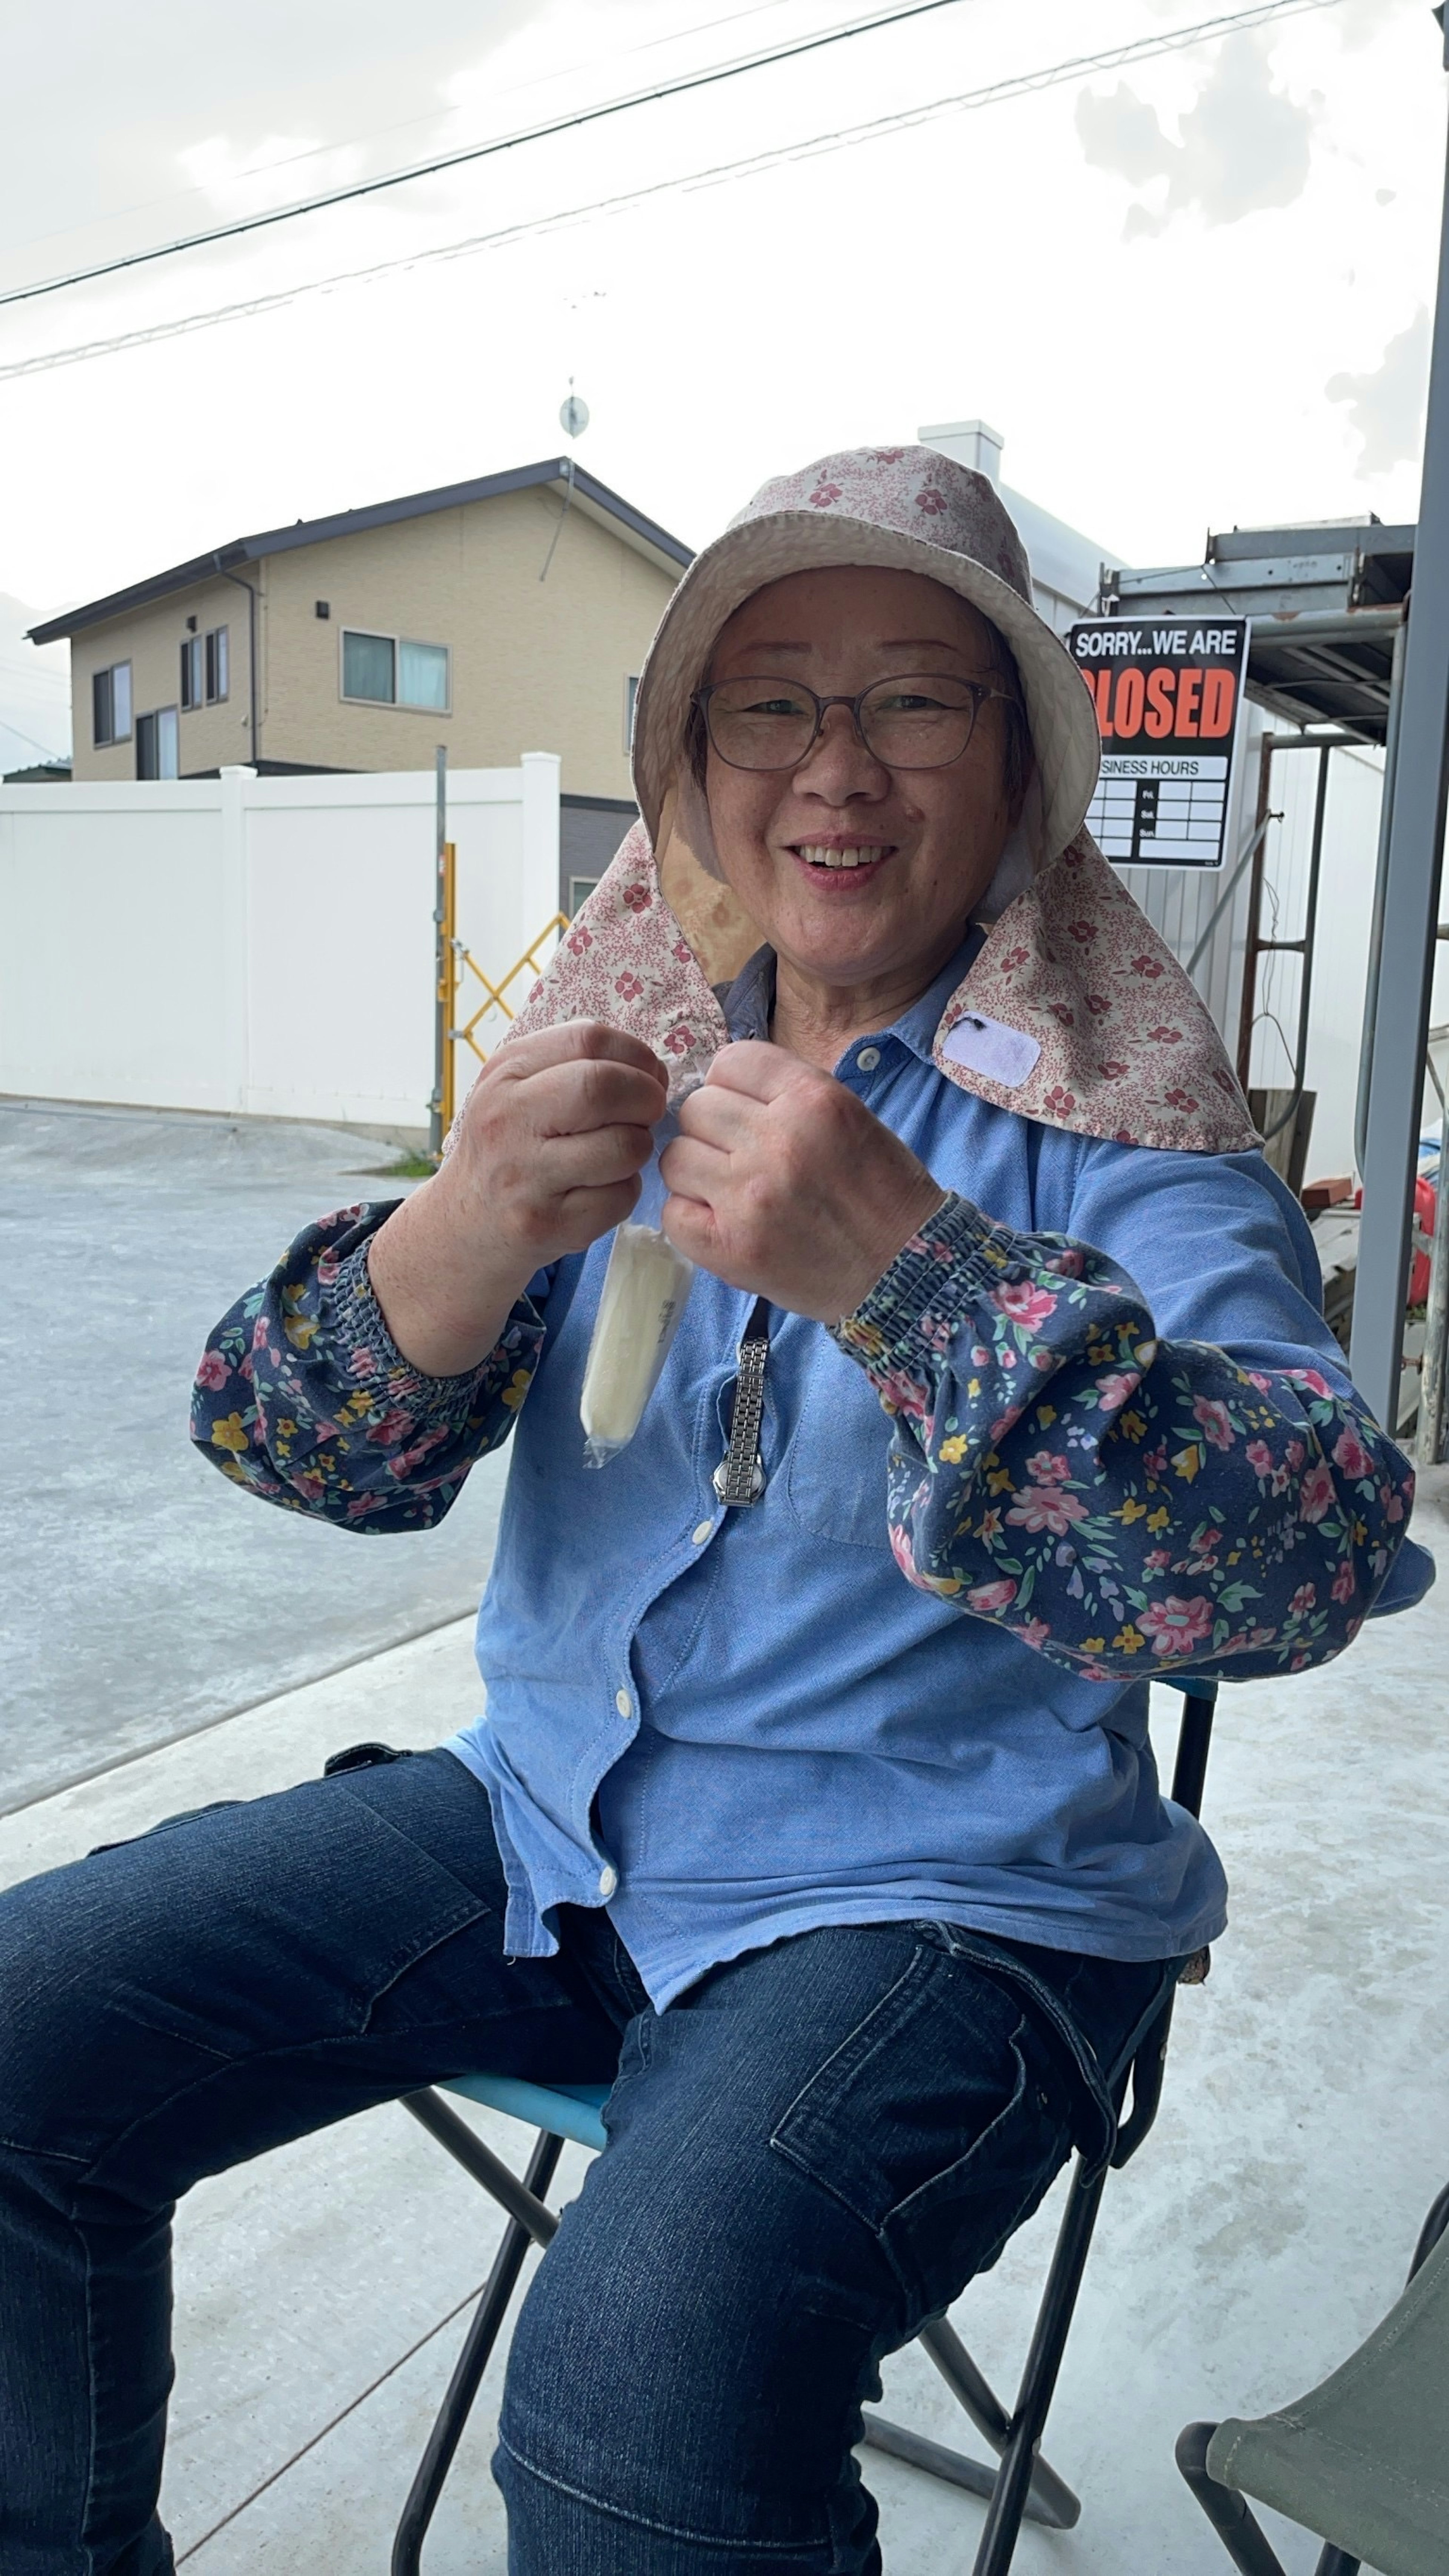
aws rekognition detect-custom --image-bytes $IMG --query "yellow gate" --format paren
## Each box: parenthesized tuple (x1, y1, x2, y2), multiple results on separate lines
(434, 836, 567, 1146)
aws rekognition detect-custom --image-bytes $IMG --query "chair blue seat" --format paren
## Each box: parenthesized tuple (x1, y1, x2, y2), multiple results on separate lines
(442, 2073, 611, 2152)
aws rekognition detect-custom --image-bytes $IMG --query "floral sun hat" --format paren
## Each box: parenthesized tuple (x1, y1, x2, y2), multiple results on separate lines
(631, 443, 1103, 875)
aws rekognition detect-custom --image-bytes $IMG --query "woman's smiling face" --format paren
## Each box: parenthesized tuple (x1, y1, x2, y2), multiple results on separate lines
(702, 565, 1026, 1002)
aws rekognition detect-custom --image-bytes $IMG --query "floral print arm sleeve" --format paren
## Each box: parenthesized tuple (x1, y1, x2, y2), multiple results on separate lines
(190, 1201, 544, 1530)
(833, 1190, 1415, 1682)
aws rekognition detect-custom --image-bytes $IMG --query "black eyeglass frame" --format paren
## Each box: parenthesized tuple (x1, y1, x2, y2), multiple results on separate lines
(690, 672, 1022, 773)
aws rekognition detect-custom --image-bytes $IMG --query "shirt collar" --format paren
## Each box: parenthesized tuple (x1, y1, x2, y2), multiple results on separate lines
(719, 924, 984, 1066)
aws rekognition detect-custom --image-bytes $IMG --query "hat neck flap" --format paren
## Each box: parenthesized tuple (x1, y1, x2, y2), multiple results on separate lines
(495, 819, 1257, 1156)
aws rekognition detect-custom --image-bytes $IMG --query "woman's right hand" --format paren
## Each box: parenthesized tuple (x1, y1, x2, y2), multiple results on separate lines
(366, 1021, 669, 1379)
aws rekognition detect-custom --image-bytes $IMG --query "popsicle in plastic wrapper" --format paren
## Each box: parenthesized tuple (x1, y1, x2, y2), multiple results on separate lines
(579, 1113, 696, 1467)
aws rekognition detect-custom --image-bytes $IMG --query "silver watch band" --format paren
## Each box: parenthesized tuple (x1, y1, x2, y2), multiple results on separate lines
(713, 1297, 770, 1506)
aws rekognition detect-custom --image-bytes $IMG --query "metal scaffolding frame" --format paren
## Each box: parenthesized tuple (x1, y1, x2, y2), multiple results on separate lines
(1096, 92, 1449, 1447)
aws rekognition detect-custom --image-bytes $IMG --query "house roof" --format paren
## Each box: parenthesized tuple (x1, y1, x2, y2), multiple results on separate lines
(27, 459, 694, 645)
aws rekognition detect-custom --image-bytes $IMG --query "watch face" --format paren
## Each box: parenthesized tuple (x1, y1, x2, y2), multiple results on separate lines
(713, 1454, 766, 1506)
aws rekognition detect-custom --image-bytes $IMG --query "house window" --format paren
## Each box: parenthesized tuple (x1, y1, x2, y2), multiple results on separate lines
(135, 707, 179, 779)
(182, 630, 225, 710)
(399, 639, 448, 710)
(625, 674, 640, 750)
(567, 875, 601, 919)
(92, 662, 132, 745)
(342, 630, 395, 702)
(341, 628, 449, 710)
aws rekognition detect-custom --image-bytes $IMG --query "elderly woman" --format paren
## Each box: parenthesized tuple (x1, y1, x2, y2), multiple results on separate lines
(0, 449, 1429, 2576)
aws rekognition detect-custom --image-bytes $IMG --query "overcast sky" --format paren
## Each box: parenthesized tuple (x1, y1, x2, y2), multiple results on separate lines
(0, 0, 1432, 765)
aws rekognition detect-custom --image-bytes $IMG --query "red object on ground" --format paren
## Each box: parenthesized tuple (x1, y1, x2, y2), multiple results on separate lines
(1351, 1175, 1437, 1304)
(1302, 1176, 1354, 1212)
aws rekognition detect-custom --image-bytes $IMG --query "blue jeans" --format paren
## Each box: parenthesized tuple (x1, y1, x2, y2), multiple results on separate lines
(0, 1747, 1170, 2576)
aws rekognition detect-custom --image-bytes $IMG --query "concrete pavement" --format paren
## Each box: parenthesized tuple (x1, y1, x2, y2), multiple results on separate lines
(2, 1477, 1444, 2573)
(0, 1100, 508, 1811)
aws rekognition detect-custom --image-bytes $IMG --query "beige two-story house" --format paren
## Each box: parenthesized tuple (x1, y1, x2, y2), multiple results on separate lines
(29, 458, 692, 908)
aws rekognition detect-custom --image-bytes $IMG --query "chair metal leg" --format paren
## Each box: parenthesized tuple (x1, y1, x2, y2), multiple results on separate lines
(970, 2152, 1110, 2576)
(398, 2089, 560, 2246)
(1176, 2424, 1292, 2576)
(920, 2319, 1080, 2528)
(860, 2151, 1104, 2570)
(1410, 2180, 1449, 2274)
(1110, 1990, 1177, 2169)
(391, 2119, 564, 2576)
(860, 2310, 1080, 2532)
(860, 2417, 1015, 2515)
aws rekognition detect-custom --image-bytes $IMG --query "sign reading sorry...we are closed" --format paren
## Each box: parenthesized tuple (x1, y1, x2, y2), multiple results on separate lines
(1068, 615, 1250, 870)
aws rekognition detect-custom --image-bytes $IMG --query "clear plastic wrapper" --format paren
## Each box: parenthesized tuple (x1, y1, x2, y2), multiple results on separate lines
(580, 1127, 695, 1468)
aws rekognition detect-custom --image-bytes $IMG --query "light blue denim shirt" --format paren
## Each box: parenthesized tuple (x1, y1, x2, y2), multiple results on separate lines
(437, 935, 1421, 2007)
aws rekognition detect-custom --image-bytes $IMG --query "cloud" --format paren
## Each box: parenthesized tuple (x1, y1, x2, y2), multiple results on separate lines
(1076, 31, 1315, 235)
(176, 133, 364, 219)
(1327, 307, 1430, 475)
(1075, 82, 1165, 188)
(1335, 0, 1421, 45)
(0, 0, 549, 279)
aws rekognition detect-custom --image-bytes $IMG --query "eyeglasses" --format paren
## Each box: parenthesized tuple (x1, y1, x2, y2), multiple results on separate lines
(691, 673, 1020, 774)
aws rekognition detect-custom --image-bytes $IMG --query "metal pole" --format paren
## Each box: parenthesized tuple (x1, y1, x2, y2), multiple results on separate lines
(1258, 740, 1331, 1147)
(1419, 1085, 1449, 1463)
(1354, 615, 1409, 1176)
(1235, 734, 1277, 1089)
(1184, 802, 1278, 983)
(430, 744, 447, 1162)
(1351, 26, 1449, 1430)
(213, 557, 260, 766)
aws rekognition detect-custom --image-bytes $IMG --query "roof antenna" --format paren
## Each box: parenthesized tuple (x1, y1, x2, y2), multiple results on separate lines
(540, 379, 590, 581)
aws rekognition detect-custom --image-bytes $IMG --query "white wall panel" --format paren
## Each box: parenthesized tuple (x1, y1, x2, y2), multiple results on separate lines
(0, 759, 560, 1132)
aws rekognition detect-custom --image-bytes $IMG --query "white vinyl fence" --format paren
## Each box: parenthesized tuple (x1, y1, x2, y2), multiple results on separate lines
(0, 756, 561, 1133)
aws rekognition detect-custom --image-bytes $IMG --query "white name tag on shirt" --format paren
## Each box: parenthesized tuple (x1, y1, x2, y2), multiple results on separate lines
(940, 1013, 1043, 1088)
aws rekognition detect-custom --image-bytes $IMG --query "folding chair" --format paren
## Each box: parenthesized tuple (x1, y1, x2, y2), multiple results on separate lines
(390, 1675, 1218, 2576)
(1177, 2180, 1449, 2576)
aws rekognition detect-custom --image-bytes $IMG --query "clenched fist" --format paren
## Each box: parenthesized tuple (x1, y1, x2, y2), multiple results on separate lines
(368, 1021, 667, 1377)
(660, 1041, 946, 1323)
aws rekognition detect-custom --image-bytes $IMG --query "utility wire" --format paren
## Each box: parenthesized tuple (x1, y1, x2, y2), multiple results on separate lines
(2, 0, 835, 263)
(0, 0, 1346, 385)
(0, 0, 972, 312)
(0, 713, 71, 759)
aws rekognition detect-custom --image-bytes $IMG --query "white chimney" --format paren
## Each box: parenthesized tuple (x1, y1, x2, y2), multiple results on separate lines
(918, 419, 1004, 484)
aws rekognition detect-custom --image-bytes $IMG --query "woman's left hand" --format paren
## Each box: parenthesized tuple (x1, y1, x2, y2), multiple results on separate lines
(659, 1041, 947, 1323)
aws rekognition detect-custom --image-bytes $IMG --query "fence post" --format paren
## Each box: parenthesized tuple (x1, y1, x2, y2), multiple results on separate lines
(431, 747, 448, 1161)
(520, 752, 563, 973)
(218, 765, 254, 1115)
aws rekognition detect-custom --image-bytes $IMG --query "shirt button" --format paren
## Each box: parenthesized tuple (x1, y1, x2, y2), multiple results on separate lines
(691, 1519, 713, 1545)
(598, 1864, 618, 1898)
(855, 1045, 881, 1072)
(614, 1687, 632, 1718)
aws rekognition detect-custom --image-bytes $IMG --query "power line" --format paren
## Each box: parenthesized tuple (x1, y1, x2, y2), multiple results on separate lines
(0, 0, 1346, 386)
(0, 713, 71, 759)
(0, 665, 69, 691)
(0, 0, 971, 313)
(0, 0, 830, 266)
